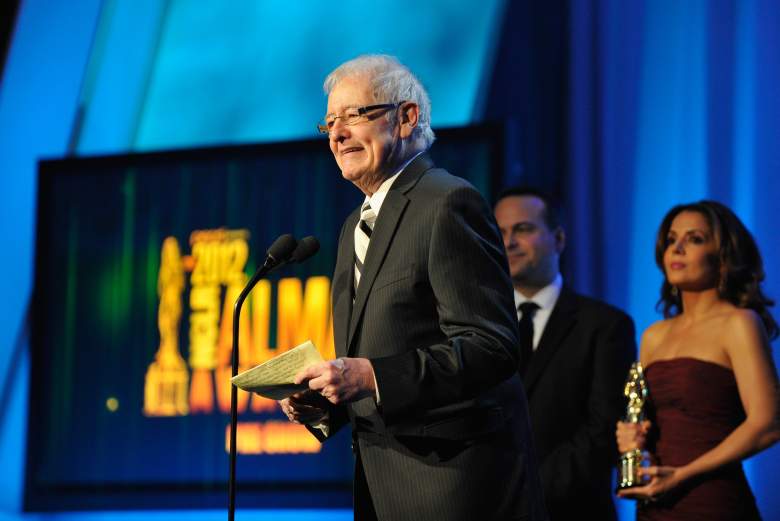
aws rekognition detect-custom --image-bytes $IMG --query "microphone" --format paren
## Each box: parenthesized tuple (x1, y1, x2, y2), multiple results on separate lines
(265, 233, 298, 268)
(228, 233, 318, 521)
(290, 235, 320, 264)
(264, 235, 320, 274)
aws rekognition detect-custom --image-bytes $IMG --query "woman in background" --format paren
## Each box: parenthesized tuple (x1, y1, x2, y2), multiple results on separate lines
(616, 200, 780, 520)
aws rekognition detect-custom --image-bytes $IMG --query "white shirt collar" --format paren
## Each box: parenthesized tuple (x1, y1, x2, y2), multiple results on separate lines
(514, 274, 563, 350)
(514, 273, 563, 311)
(362, 150, 424, 215)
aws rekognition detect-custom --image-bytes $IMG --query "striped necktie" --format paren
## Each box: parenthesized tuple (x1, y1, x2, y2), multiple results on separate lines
(354, 202, 377, 290)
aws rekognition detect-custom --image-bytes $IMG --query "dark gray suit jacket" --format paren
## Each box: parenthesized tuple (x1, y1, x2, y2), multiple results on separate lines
(320, 154, 546, 520)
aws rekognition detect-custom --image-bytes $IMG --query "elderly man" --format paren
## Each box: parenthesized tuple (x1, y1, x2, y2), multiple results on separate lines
(279, 55, 545, 520)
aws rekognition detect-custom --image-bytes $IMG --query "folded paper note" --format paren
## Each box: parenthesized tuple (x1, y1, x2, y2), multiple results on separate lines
(230, 340, 324, 400)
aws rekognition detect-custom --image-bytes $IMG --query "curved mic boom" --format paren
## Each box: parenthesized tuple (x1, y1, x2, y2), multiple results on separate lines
(227, 233, 319, 521)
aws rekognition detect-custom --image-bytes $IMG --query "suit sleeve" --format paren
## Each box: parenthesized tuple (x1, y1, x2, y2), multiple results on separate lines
(305, 404, 350, 442)
(370, 184, 520, 418)
(539, 311, 636, 501)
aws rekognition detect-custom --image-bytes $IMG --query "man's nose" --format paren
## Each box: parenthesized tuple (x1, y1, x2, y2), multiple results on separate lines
(504, 234, 517, 250)
(329, 118, 349, 141)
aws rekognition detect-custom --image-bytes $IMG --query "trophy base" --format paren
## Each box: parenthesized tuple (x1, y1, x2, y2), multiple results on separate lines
(616, 449, 651, 492)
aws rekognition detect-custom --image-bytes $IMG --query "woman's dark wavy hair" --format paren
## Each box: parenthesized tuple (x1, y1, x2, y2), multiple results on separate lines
(655, 200, 778, 340)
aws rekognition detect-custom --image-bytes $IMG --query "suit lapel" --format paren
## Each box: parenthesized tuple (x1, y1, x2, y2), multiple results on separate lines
(347, 191, 409, 355)
(522, 288, 579, 394)
(333, 211, 358, 359)
(345, 153, 433, 356)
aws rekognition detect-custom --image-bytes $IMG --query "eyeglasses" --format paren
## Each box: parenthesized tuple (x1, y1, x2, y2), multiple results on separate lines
(317, 102, 403, 135)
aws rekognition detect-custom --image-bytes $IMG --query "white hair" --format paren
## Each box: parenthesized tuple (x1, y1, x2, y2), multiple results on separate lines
(324, 54, 435, 149)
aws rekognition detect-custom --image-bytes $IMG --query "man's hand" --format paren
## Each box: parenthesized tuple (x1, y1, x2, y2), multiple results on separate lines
(278, 391, 330, 425)
(294, 357, 377, 404)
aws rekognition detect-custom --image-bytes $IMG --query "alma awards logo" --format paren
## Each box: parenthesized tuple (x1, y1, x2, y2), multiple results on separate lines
(143, 228, 335, 454)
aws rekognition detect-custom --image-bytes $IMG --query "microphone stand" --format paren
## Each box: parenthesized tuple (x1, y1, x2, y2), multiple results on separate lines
(227, 235, 317, 521)
(227, 255, 288, 521)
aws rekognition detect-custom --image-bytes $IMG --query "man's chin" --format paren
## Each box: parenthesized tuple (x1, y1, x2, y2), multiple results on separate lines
(509, 264, 530, 279)
(340, 168, 365, 182)
(510, 269, 534, 285)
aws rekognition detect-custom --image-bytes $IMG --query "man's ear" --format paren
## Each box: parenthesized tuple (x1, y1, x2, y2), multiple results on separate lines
(398, 102, 419, 139)
(554, 227, 566, 254)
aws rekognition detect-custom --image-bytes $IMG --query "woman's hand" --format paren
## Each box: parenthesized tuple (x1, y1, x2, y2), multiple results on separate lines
(616, 466, 685, 501)
(616, 420, 651, 453)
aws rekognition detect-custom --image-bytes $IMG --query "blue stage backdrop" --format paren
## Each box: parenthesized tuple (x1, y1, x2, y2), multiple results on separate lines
(565, 1, 780, 518)
(2, 0, 780, 520)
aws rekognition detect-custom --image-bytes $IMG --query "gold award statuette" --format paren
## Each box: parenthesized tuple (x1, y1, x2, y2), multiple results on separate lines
(617, 361, 651, 491)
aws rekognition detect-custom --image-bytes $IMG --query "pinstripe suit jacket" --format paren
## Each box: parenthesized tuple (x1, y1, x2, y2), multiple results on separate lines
(321, 153, 546, 520)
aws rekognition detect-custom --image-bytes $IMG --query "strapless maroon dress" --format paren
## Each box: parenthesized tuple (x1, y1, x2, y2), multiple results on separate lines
(638, 358, 761, 521)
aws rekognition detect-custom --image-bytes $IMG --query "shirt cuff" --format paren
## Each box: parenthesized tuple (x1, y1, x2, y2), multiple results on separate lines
(372, 363, 381, 405)
(310, 411, 330, 436)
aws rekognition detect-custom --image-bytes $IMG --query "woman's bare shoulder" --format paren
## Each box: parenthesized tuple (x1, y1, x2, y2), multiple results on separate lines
(640, 318, 674, 364)
(722, 307, 768, 347)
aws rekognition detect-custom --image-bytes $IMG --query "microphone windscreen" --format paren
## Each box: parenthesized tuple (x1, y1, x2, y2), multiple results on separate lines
(266, 234, 297, 263)
(291, 236, 320, 263)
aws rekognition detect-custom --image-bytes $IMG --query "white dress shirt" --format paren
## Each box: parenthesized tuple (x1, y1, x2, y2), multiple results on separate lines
(514, 273, 563, 351)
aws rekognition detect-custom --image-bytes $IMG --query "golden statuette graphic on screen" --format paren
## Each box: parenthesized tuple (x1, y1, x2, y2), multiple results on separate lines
(144, 237, 190, 416)
(142, 228, 336, 454)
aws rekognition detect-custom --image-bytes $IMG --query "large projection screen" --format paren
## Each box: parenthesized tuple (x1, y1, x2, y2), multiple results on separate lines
(26, 125, 503, 511)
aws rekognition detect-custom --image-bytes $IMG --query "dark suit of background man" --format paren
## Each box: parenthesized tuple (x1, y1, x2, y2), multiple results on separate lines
(493, 188, 636, 521)
(278, 55, 546, 521)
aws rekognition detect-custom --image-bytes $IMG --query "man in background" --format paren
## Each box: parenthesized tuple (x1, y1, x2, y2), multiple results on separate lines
(494, 187, 635, 520)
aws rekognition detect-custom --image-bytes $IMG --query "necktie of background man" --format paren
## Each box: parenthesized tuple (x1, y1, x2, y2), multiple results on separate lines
(518, 301, 539, 374)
